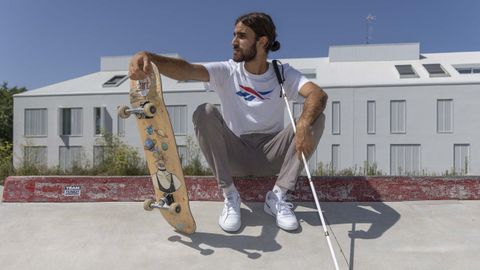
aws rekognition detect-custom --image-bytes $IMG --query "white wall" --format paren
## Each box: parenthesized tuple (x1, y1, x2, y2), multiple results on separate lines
(13, 90, 220, 168)
(315, 83, 480, 175)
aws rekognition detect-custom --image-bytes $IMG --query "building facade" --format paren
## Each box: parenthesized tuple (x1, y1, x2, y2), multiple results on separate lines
(13, 43, 480, 175)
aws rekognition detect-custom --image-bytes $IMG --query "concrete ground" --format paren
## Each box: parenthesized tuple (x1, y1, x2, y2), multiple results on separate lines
(1, 185, 479, 270)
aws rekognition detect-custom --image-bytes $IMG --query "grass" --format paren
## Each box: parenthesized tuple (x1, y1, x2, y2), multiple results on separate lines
(0, 134, 471, 182)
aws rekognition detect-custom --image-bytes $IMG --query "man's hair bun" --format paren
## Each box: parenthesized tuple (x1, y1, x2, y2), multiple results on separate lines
(270, 40, 281, 52)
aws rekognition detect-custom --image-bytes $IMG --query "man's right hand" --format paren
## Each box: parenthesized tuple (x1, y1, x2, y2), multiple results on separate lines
(129, 51, 152, 80)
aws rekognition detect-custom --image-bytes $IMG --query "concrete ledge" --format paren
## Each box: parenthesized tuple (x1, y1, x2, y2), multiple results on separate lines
(2, 175, 480, 202)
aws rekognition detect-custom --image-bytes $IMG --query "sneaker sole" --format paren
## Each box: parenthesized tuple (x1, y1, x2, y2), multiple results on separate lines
(219, 213, 241, 232)
(219, 223, 241, 232)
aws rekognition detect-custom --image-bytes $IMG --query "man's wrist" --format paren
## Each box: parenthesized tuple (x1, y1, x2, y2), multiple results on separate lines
(296, 117, 311, 128)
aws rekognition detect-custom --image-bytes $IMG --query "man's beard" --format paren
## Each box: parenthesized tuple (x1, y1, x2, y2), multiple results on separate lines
(232, 43, 257, 62)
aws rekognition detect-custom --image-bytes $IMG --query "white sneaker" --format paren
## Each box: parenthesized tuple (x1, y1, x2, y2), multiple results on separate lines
(218, 190, 241, 232)
(264, 190, 299, 231)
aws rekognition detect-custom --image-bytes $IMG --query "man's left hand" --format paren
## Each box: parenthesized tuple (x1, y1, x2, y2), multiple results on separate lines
(295, 119, 315, 160)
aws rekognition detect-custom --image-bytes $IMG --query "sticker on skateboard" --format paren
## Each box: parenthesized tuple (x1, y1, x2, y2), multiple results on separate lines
(154, 170, 182, 193)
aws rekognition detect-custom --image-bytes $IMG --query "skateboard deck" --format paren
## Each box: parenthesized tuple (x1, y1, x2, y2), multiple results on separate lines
(118, 62, 196, 234)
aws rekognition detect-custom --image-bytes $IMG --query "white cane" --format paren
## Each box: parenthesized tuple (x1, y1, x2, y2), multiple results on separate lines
(273, 60, 340, 270)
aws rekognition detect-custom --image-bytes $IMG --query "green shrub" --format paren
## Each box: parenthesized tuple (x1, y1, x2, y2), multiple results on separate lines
(93, 133, 148, 175)
(0, 141, 13, 185)
(13, 133, 148, 176)
(182, 136, 212, 176)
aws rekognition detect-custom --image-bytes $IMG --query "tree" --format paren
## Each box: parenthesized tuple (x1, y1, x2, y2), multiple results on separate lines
(0, 82, 27, 143)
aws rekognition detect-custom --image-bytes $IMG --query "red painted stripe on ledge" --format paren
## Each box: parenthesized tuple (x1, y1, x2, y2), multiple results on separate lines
(2, 175, 480, 202)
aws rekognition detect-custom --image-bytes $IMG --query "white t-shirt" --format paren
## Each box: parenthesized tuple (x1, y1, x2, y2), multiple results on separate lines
(204, 60, 309, 136)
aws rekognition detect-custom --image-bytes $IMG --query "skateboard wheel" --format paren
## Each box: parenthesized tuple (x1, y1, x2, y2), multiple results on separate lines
(143, 103, 156, 117)
(143, 199, 155, 211)
(169, 202, 181, 214)
(118, 105, 131, 119)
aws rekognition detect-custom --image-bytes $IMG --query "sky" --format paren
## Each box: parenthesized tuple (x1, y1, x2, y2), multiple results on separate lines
(1, 0, 479, 90)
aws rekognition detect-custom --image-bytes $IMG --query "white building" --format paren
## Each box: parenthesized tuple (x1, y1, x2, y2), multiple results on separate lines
(13, 43, 480, 175)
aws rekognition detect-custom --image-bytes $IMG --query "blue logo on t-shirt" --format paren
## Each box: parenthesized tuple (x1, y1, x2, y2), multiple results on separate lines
(236, 85, 274, 101)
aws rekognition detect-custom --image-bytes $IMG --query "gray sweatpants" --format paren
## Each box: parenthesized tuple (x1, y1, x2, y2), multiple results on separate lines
(192, 103, 325, 191)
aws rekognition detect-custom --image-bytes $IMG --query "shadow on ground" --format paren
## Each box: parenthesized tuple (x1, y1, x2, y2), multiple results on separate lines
(167, 199, 400, 267)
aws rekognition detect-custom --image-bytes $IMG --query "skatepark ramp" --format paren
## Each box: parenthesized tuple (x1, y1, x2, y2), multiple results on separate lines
(2, 175, 480, 202)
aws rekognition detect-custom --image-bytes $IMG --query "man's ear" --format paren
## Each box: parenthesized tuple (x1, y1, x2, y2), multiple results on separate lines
(257, 36, 269, 50)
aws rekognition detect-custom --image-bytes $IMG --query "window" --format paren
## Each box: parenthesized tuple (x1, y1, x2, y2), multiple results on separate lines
(59, 146, 83, 171)
(437, 99, 453, 133)
(395, 65, 419, 78)
(453, 64, 480, 74)
(367, 144, 376, 167)
(367, 101, 376, 134)
(59, 108, 83, 136)
(390, 144, 421, 176)
(93, 146, 107, 166)
(307, 149, 318, 173)
(299, 69, 317, 79)
(423, 64, 450, 77)
(454, 144, 469, 175)
(25, 109, 47, 137)
(456, 67, 480, 74)
(390, 100, 406, 134)
(166, 105, 187, 135)
(332, 144, 340, 172)
(177, 145, 187, 167)
(293, 103, 304, 121)
(94, 107, 102, 135)
(24, 146, 47, 167)
(94, 107, 111, 136)
(332, 101, 340, 135)
(117, 115, 125, 137)
(457, 68, 471, 74)
(103, 75, 127, 87)
(457, 67, 480, 74)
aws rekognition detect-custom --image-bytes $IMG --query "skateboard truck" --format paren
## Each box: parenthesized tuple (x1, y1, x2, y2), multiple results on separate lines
(144, 193, 181, 214)
(117, 102, 156, 119)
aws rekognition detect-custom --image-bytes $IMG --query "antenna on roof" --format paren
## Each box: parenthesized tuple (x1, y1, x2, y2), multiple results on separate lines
(366, 14, 376, 44)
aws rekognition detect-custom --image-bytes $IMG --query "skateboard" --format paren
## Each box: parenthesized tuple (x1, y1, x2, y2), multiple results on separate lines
(118, 62, 196, 234)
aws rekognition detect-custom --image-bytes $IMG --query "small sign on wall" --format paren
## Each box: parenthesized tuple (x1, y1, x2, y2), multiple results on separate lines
(64, 185, 81, 196)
